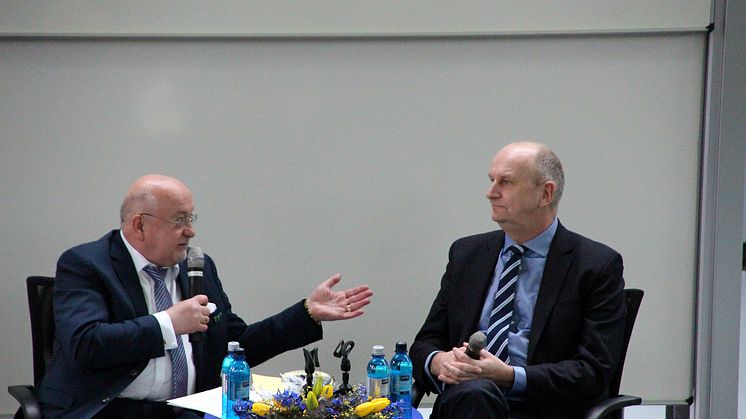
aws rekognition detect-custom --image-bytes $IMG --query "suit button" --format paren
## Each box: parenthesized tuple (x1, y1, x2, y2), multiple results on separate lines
(129, 369, 139, 377)
(101, 397, 111, 404)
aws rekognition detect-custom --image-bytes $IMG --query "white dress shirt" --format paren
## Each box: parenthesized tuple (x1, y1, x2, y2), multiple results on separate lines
(119, 231, 196, 400)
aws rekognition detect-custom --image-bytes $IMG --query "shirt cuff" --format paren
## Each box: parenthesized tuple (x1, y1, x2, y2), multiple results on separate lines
(424, 351, 445, 394)
(508, 366, 527, 396)
(153, 311, 178, 350)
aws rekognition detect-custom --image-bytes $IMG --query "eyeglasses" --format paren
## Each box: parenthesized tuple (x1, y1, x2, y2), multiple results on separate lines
(140, 212, 198, 227)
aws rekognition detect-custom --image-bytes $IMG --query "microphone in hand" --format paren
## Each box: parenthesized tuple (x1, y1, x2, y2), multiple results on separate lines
(465, 331, 486, 359)
(187, 246, 205, 343)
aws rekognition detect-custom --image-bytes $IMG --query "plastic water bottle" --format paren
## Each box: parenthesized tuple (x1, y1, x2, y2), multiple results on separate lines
(221, 341, 240, 419)
(366, 345, 390, 400)
(225, 346, 251, 419)
(389, 341, 413, 419)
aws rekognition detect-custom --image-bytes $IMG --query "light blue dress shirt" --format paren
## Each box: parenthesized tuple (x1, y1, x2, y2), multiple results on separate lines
(478, 217, 557, 395)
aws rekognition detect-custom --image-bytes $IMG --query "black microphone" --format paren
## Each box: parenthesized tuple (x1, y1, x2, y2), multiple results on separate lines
(187, 246, 205, 343)
(465, 331, 486, 359)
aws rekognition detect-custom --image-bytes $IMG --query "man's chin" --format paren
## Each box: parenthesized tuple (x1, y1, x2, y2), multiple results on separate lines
(175, 250, 188, 263)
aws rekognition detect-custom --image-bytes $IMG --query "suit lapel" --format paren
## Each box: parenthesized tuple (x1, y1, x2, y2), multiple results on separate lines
(464, 231, 505, 334)
(177, 261, 190, 306)
(527, 222, 574, 362)
(110, 231, 150, 317)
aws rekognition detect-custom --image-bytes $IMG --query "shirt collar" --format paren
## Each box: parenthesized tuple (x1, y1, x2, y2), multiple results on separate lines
(503, 217, 558, 258)
(119, 230, 179, 274)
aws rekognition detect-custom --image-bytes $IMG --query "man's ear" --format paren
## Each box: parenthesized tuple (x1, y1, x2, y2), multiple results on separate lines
(130, 214, 146, 241)
(540, 181, 556, 208)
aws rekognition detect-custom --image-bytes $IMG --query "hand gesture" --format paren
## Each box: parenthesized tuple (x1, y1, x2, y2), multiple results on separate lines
(306, 273, 373, 321)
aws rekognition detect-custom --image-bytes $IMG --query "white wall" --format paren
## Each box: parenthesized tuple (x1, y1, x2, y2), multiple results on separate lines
(1, 1, 729, 416)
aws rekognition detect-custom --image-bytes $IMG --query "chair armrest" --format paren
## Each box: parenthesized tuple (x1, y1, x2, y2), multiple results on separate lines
(7, 385, 43, 419)
(584, 395, 642, 419)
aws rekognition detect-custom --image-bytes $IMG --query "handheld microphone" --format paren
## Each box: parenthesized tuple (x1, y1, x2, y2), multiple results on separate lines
(187, 246, 205, 343)
(465, 331, 486, 359)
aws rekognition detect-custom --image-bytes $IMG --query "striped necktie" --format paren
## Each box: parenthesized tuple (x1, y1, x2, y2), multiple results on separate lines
(485, 244, 525, 363)
(143, 265, 189, 398)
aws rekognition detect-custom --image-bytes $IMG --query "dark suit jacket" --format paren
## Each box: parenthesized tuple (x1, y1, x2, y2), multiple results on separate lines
(410, 222, 626, 418)
(38, 230, 323, 419)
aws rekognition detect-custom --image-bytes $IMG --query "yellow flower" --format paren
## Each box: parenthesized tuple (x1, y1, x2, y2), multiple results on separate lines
(252, 402, 271, 417)
(355, 401, 375, 416)
(370, 397, 390, 413)
(356, 397, 390, 416)
(321, 384, 334, 399)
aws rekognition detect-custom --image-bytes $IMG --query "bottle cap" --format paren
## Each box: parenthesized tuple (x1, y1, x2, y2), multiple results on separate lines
(372, 344, 385, 355)
(228, 341, 240, 352)
(395, 341, 408, 352)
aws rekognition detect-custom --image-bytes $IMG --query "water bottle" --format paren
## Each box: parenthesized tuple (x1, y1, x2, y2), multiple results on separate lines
(366, 345, 390, 400)
(221, 341, 240, 419)
(389, 341, 413, 419)
(225, 346, 251, 419)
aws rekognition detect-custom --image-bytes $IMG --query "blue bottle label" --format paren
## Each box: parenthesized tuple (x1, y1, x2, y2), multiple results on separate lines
(230, 379, 251, 400)
(392, 374, 411, 393)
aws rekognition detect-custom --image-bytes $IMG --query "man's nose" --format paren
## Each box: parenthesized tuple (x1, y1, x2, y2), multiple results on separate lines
(486, 182, 499, 198)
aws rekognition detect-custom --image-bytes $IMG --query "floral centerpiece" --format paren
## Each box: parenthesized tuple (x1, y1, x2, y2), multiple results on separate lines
(232, 373, 403, 419)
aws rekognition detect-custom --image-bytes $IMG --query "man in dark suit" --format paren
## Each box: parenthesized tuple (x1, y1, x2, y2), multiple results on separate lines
(410, 142, 626, 419)
(38, 174, 373, 419)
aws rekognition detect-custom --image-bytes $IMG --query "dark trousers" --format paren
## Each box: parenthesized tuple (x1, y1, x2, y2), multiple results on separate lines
(430, 379, 586, 419)
(94, 398, 203, 419)
(430, 379, 510, 419)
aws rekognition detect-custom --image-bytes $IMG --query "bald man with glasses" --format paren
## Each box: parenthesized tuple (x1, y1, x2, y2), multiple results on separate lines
(37, 174, 373, 419)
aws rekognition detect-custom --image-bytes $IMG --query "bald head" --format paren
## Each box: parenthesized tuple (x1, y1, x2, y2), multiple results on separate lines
(502, 142, 564, 209)
(486, 141, 564, 243)
(120, 174, 196, 266)
(120, 174, 191, 224)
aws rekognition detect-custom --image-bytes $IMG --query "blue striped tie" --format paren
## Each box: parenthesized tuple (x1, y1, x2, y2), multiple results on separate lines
(485, 244, 525, 363)
(143, 265, 189, 398)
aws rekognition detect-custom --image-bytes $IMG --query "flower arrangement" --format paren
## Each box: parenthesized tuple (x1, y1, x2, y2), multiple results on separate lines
(232, 373, 403, 419)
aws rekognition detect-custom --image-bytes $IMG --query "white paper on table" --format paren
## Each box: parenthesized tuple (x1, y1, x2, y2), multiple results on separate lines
(168, 386, 222, 417)
(167, 374, 286, 417)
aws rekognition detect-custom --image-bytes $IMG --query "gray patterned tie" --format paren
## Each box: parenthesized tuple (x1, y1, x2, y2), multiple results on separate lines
(143, 265, 189, 398)
(484, 244, 525, 363)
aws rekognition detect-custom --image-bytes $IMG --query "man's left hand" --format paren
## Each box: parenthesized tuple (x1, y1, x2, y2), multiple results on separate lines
(306, 273, 373, 321)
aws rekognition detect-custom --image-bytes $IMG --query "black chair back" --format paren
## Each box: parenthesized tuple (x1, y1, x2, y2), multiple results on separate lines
(26, 276, 55, 387)
(598, 288, 644, 419)
(610, 289, 643, 398)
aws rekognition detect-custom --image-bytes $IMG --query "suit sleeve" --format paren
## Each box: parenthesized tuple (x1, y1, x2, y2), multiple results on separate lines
(523, 251, 626, 403)
(200, 255, 323, 368)
(54, 247, 165, 371)
(410, 242, 458, 394)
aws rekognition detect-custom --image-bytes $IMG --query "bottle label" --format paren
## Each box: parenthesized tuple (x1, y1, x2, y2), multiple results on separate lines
(392, 374, 411, 393)
(229, 379, 251, 400)
(367, 377, 390, 398)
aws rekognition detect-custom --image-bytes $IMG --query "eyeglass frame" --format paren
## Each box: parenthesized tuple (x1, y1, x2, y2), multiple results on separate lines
(139, 212, 198, 227)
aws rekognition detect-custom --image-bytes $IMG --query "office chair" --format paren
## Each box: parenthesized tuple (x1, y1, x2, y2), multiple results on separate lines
(7, 276, 55, 419)
(410, 288, 644, 419)
(584, 288, 644, 419)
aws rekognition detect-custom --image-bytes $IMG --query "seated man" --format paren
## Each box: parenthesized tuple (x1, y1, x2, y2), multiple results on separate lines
(411, 142, 626, 419)
(37, 174, 373, 419)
